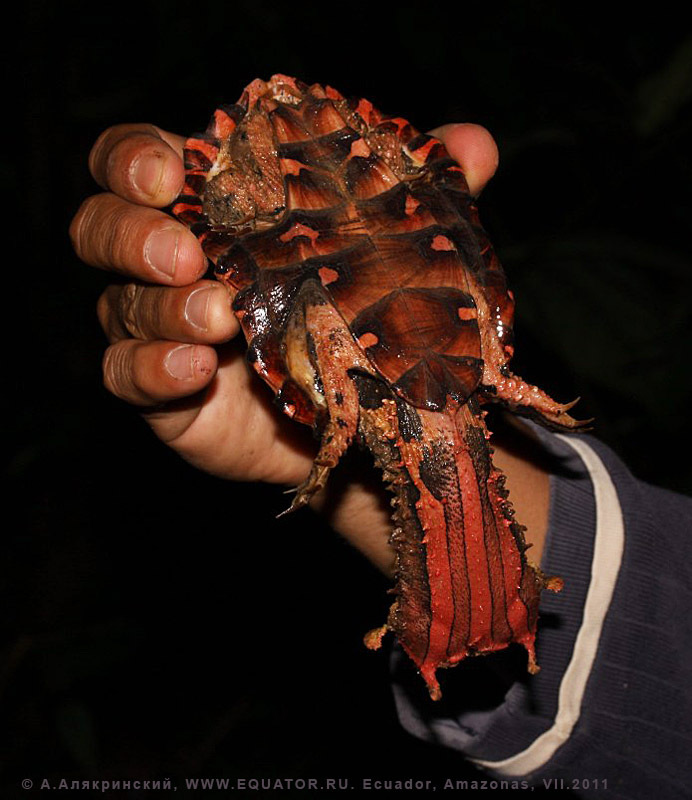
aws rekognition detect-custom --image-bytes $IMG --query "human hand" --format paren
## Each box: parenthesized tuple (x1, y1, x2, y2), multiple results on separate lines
(69, 121, 503, 573)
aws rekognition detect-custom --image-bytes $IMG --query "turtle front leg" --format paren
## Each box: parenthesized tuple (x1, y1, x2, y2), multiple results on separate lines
(280, 282, 376, 514)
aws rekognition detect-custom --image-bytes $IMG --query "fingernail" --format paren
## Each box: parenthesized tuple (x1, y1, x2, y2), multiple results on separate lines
(131, 152, 165, 198)
(144, 228, 179, 278)
(164, 345, 195, 380)
(184, 286, 215, 331)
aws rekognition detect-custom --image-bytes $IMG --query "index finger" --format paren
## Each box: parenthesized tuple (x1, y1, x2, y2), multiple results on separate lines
(89, 124, 187, 207)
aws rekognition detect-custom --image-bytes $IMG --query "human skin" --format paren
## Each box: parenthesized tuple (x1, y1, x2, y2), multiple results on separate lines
(69, 121, 550, 576)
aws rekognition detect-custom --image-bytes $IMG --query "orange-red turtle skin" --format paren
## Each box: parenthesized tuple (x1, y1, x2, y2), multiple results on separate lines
(172, 75, 584, 700)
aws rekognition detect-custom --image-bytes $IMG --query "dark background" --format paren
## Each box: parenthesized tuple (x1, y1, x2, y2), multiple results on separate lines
(4, 2, 691, 797)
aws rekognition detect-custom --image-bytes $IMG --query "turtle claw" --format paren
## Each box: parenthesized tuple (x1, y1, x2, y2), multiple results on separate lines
(276, 490, 310, 518)
(276, 464, 331, 518)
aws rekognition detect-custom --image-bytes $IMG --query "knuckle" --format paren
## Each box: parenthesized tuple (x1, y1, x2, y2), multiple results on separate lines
(118, 282, 158, 339)
(118, 282, 141, 337)
(101, 201, 147, 270)
(70, 193, 144, 272)
(96, 290, 111, 332)
(104, 203, 133, 265)
(102, 343, 134, 400)
(69, 195, 101, 260)
(97, 286, 130, 343)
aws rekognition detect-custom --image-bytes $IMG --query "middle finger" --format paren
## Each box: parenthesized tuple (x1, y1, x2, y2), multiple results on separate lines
(70, 192, 206, 285)
(98, 280, 240, 344)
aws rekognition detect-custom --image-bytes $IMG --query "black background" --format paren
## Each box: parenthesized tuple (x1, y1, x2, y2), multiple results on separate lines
(4, 2, 691, 797)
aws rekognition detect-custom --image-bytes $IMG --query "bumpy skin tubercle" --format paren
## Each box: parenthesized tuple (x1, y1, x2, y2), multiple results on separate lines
(172, 75, 585, 700)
